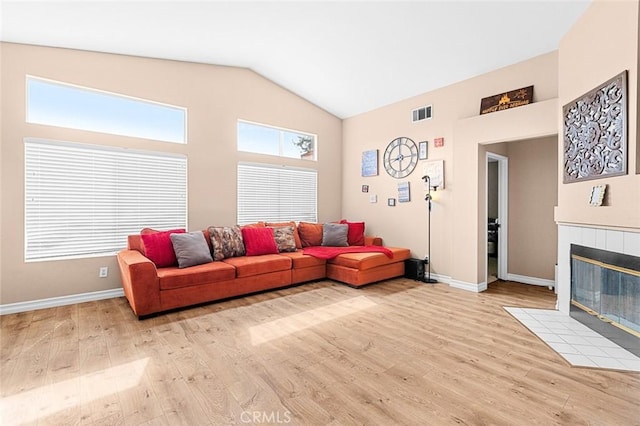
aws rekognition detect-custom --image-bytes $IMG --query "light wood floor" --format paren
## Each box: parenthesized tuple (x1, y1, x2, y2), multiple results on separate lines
(1, 279, 639, 425)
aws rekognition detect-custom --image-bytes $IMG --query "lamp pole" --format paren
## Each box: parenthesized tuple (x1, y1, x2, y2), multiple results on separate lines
(422, 175, 438, 283)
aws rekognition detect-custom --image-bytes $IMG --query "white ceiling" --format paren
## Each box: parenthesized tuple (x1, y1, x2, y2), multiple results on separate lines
(0, 0, 591, 118)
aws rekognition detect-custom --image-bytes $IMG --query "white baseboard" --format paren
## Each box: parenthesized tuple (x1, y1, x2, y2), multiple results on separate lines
(426, 272, 451, 284)
(449, 279, 487, 293)
(0, 288, 125, 315)
(507, 273, 555, 288)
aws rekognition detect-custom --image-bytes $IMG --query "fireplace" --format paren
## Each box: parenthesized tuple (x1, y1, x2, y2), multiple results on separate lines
(570, 244, 640, 356)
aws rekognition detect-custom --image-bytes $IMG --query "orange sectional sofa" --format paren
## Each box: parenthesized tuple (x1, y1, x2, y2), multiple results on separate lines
(118, 230, 410, 318)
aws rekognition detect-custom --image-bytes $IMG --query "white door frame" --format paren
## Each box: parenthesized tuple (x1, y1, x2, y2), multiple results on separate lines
(486, 152, 508, 281)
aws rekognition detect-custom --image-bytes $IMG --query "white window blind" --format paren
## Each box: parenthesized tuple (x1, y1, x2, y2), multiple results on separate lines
(25, 139, 187, 261)
(237, 163, 317, 225)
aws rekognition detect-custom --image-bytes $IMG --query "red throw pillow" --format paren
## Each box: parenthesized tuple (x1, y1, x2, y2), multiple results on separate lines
(140, 228, 185, 267)
(340, 220, 365, 246)
(241, 227, 279, 256)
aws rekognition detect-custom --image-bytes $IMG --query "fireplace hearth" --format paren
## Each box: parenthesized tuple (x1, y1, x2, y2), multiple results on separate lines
(570, 244, 640, 357)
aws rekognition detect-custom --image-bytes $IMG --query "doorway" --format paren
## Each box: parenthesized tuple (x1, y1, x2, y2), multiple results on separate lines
(487, 152, 508, 283)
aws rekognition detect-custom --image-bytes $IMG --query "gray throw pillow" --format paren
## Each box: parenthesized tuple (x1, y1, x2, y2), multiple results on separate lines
(170, 231, 213, 268)
(322, 223, 349, 247)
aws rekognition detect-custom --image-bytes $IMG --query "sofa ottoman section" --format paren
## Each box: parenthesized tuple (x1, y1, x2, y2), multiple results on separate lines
(326, 247, 411, 287)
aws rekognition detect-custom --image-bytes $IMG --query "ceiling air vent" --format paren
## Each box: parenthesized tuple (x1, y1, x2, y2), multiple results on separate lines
(412, 105, 432, 123)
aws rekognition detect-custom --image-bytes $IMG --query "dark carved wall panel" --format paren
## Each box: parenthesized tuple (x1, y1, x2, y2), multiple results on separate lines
(563, 71, 627, 183)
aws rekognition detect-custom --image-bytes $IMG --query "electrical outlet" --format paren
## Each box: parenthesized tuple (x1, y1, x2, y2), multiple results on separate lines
(99, 267, 108, 278)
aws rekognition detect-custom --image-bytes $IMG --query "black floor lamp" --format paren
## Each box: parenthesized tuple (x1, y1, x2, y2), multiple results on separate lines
(422, 175, 438, 283)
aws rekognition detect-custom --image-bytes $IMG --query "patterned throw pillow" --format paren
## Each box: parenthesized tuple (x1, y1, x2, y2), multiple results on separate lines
(207, 226, 245, 261)
(266, 221, 302, 249)
(271, 226, 297, 252)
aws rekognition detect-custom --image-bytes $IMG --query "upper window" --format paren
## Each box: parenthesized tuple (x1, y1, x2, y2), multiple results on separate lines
(26, 76, 187, 143)
(25, 139, 187, 261)
(237, 120, 316, 161)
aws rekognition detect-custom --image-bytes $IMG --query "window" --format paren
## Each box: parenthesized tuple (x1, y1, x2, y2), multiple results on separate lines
(237, 163, 317, 224)
(237, 120, 316, 161)
(26, 76, 187, 143)
(25, 139, 187, 261)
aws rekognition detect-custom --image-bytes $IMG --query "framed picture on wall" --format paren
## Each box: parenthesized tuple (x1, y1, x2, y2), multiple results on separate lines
(419, 141, 428, 160)
(423, 159, 444, 190)
(589, 184, 606, 206)
(398, 182, 410, 202)
(563, 71, 627, 183)
(361, 150, 379, 177)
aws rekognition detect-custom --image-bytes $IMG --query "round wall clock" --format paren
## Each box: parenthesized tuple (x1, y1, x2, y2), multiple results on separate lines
(383, 137, 418, 178)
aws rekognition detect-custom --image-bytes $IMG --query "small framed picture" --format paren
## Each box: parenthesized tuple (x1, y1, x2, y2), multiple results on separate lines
(362, 185, 369, 193)
(387, 198, 396, 207)
(419, 141, 428, 160)
(398, 182, 410, 203)
(589, 184, 606, 206)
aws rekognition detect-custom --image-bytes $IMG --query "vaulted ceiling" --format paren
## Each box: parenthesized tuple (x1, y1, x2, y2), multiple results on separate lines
(0, 1, 591, 118)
